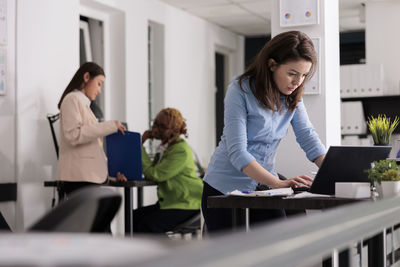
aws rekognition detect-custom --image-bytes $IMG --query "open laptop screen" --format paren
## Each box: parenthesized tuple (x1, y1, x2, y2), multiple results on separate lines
(309, 146, 391, 195)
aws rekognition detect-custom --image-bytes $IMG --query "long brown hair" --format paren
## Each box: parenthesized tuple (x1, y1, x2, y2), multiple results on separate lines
(238, 31, 317, 112)
(57, 62, 105, 109)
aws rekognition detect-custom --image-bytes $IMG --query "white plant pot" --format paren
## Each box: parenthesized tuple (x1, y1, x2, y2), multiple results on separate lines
(376, 181, 400, 198)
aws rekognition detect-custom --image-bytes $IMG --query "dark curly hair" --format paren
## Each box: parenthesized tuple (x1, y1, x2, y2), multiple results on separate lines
(160, 108, 188, 145)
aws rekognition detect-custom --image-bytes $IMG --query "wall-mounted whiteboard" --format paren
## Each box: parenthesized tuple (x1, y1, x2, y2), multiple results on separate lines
(0, 48, 5, 95)
(304, 38, 320, 95)
(280, 0, 319, 27)
(0, 0, 6, 45)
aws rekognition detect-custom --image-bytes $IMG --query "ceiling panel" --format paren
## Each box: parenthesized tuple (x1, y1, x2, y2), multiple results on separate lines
(234, 24, 270, 35)
(209, 14, 266, 26)
(160, 0, 370, 36)
(240, 1, 272, 20)
(161, 0, 230, 9)
(186, 4, 250, 18)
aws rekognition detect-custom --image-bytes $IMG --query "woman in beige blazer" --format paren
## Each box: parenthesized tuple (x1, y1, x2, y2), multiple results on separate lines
(57, 62, 126, 196)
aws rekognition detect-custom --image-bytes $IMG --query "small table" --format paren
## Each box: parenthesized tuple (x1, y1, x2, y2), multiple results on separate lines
(44, 180, 156, 236)
(108, 180, 156, 236)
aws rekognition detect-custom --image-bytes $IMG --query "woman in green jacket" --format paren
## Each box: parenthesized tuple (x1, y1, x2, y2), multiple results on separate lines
(132, 108, 203, 233)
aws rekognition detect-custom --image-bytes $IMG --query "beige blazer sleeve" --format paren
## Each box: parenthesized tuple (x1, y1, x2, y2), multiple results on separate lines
(61, 92, 117, 145)
(57, 91, 118, 183)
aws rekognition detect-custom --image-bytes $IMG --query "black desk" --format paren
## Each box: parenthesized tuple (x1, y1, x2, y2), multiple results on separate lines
(44, 180, 156, 236)
(208, 195, 374, 266)
(207, 195, 363, 210)
(207, 195, 366, 231)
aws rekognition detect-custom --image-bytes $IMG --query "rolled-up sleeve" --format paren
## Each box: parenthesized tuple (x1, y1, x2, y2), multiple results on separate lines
(291, 100, 326, 162)
(224, 81, 256, 171)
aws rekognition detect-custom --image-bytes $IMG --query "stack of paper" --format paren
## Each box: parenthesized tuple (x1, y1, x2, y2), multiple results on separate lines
(285, 192, 332, 198)
(228, 188, 294, 197)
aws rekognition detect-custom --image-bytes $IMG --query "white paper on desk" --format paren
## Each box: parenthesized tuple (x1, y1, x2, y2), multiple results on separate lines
(285, 192, 332, 199)
(228, 190, 254, 196)
(228, 188, 294, 197)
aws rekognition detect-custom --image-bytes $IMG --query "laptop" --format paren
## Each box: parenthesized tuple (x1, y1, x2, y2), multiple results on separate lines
(302, 146, 391, 195)
(105, 131, 143, 181)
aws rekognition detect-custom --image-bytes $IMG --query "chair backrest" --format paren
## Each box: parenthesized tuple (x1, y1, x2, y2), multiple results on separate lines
(190, 146, 205, 178)
(47, 113, 60, 159)
(29, 186, 121, 233)
(0, 211, 11, 232)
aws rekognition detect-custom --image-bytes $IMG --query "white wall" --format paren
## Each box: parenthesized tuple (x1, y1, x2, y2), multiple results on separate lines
(2, 0, 243, 232)
(117, 0, 244, 166)
(366, 0, 400, 95)
(272, 0, 341, 178)
(15, 0, 80, 231)
(108, 0, 244, 207)
(0, 0, 16, 230)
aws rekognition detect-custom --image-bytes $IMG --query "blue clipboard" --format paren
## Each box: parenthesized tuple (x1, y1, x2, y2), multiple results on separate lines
(105, 131, 142, 180)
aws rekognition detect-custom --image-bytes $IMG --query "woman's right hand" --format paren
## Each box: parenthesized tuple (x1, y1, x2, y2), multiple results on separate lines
(277, 175, 314, 188)
(142, 130, 153, 144)
(115, 121, 126, 135)
(116, 172, 127, 182)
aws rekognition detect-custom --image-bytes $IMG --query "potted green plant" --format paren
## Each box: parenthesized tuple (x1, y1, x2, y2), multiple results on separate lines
(366, 160, 400, 198)
(366, 115, 399, 145)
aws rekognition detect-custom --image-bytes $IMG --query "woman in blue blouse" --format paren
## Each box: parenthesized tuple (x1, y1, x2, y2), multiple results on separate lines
(202, 31, 326, 233)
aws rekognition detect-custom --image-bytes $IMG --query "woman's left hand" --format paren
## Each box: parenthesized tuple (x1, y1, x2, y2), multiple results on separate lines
(279, 175, 313, 188)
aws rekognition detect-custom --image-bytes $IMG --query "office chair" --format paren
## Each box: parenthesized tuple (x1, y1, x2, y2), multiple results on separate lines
(166, 211, 201, 240)
(46, 113, 62, 207)
(0, 211, 11, 232)
(29, 186, 121, 233)
(47, 113, 60, 159)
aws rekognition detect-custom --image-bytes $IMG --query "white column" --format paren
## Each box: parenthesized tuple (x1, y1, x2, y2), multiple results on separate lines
(272, 0, 341, 177)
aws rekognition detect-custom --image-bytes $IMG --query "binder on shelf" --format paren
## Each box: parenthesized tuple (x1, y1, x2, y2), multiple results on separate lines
(340, 65, 346, 97)
(340, 64, 386, 98)
(348, 64, 356, 97)
(357, 64, 367, 96)
(340, 65, 351, 98)
(365, 64, 384, 96)
(105, 131, 143, 181)
(341, 101, 367, 135)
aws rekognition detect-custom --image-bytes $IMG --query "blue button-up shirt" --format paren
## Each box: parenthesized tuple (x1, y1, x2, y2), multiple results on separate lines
(204, 77, 326, 194)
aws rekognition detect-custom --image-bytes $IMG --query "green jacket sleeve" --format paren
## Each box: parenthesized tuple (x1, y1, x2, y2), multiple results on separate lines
(141, 143, 189, 182)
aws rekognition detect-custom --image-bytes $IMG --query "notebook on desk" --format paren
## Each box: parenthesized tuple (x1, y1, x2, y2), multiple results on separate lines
(296, 146, 391, 195)
(105, 131, 143, 181)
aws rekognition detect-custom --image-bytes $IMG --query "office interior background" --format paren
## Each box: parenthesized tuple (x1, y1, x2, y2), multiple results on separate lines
(0, 0, 399, 235)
